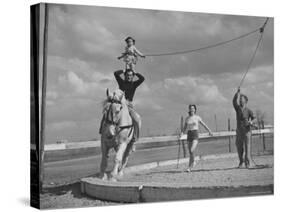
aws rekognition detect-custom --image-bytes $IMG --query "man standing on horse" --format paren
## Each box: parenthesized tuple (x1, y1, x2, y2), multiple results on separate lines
(233, 87, 255, 168)
(99, 68, 144, 152)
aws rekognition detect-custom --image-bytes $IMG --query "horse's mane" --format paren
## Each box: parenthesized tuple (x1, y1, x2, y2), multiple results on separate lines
(101, 89, 126, 114)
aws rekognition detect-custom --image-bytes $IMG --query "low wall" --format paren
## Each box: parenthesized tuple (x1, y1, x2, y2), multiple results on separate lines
(44, 129, 273, 163)
(80, 153, 273, 203)
(45, 129, 273, 151)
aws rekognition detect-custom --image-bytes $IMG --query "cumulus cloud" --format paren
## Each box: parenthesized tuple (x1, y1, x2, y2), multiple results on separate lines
(162, 76, 227, 104)
(243, 65, 273, 84)
(134, 98, 163, 111)
(47, 121, 77, 131)
(57, 71, 116, 97)
(44, 4, 273, 142)
(48, 56, 96, 79)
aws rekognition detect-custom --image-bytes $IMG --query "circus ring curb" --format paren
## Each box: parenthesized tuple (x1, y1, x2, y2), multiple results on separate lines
(80, 153, 273, 203)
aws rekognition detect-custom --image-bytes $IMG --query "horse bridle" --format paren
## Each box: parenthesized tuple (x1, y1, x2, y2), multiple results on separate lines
(105, 98, 123, 126)
(104, 97, 134, 137)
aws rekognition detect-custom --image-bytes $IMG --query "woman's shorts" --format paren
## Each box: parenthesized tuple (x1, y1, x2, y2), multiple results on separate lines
(187, 130, 199, 142)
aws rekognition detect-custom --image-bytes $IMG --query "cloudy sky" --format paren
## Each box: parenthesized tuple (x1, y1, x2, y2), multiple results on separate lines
(44, 4, 274, 143)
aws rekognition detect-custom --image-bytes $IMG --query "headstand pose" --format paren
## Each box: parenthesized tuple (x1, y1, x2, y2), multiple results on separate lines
(181, 104, 213, 172)
(233, 88, 256, 168)
(118, 36, 145, 71)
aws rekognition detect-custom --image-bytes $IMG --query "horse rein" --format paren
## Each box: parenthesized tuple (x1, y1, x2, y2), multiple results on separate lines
(104, 98, 134, 138)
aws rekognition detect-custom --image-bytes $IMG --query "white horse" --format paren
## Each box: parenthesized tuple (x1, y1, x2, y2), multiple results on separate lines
(100, 89, 134, 181)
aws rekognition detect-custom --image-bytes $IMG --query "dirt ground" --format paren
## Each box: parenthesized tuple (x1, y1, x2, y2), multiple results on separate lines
(40, 181, 118, 209)
(121, 155, 273, 188)
(41, 154, 273, 209)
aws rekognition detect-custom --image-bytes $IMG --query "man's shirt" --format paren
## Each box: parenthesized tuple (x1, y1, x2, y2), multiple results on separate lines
(114, 70, 144, 102)
(233, 92, 255, 132)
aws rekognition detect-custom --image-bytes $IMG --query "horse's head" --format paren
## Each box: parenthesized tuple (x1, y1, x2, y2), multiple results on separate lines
(102, 89, 126, 138)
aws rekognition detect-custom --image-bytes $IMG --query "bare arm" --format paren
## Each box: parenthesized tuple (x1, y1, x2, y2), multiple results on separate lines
(180, 118, 188, 138)
(199, 118, 213, 135)
(117, 53, 126, 60)
(134, 47, 145, 58)
(182, 119, 187, 134)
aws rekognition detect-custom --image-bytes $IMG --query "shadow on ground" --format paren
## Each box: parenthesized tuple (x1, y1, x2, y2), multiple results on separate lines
(42, 182, 82, 198)
(42, 173, 100, 199)
(138, 164, 273, 176)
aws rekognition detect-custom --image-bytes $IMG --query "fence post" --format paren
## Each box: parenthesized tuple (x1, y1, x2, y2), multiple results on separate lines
(228, 118, 231, 152)
(262, 120, 266, 151)
(215, 114, 218, 132)
(181, 116, 187, 157)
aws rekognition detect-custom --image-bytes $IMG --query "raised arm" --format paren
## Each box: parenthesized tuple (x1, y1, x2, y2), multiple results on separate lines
(134, 72, 145, 87)
(114, 70, 124, 86)
(233, 88, 240, 110)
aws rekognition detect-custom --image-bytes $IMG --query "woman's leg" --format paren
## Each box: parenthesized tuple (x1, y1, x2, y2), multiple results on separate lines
(125, 63, 129, 70)
(188, 139, 199, 168)
(131, 63, 135, 71)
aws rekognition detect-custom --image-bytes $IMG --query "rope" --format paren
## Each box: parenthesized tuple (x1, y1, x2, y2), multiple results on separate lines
(145, 28, 260, 57)
(238, 18, 269, 88)
(238, 17, 269, 166)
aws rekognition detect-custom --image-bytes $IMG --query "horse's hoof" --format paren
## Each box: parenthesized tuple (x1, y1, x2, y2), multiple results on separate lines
(118, 170, 124, 178)
(109, 177, 117, 182)
(102, 175, 108, 181)
(99, 173, 108, 180)
(110, 171, 118, 177)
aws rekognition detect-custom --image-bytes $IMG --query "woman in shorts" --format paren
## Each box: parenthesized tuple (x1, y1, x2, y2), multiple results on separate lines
(181, 104, 213, 172)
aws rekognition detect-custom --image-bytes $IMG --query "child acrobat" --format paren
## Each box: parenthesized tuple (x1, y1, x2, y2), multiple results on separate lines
(118, 36, 145, 71)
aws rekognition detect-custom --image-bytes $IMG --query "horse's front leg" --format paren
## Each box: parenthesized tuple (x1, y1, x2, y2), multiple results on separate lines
(111, 142, 127, 179)
(118, 141, 133, 177)
(100, 140, 109, 180)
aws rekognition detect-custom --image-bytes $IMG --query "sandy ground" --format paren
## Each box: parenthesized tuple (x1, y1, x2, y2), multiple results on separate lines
(44, 136, 273, 185)
(121, 155, 273, 188)
(41, 136, 273, 209)
(41, 154, 273, 209)
(40, 182, 117, 209)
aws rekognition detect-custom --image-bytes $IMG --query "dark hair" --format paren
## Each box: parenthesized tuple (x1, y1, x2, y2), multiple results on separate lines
(240, 94, 248, 103)
(188, 104, 197, 115)
(124, 69, 135, 76)
(125, 36, 135, 44)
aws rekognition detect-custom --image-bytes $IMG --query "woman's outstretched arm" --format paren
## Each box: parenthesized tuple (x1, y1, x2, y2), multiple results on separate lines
(199, 119, 213, 136)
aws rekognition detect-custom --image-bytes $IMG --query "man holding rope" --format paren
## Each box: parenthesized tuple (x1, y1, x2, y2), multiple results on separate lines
(233, 88, 256, 169)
